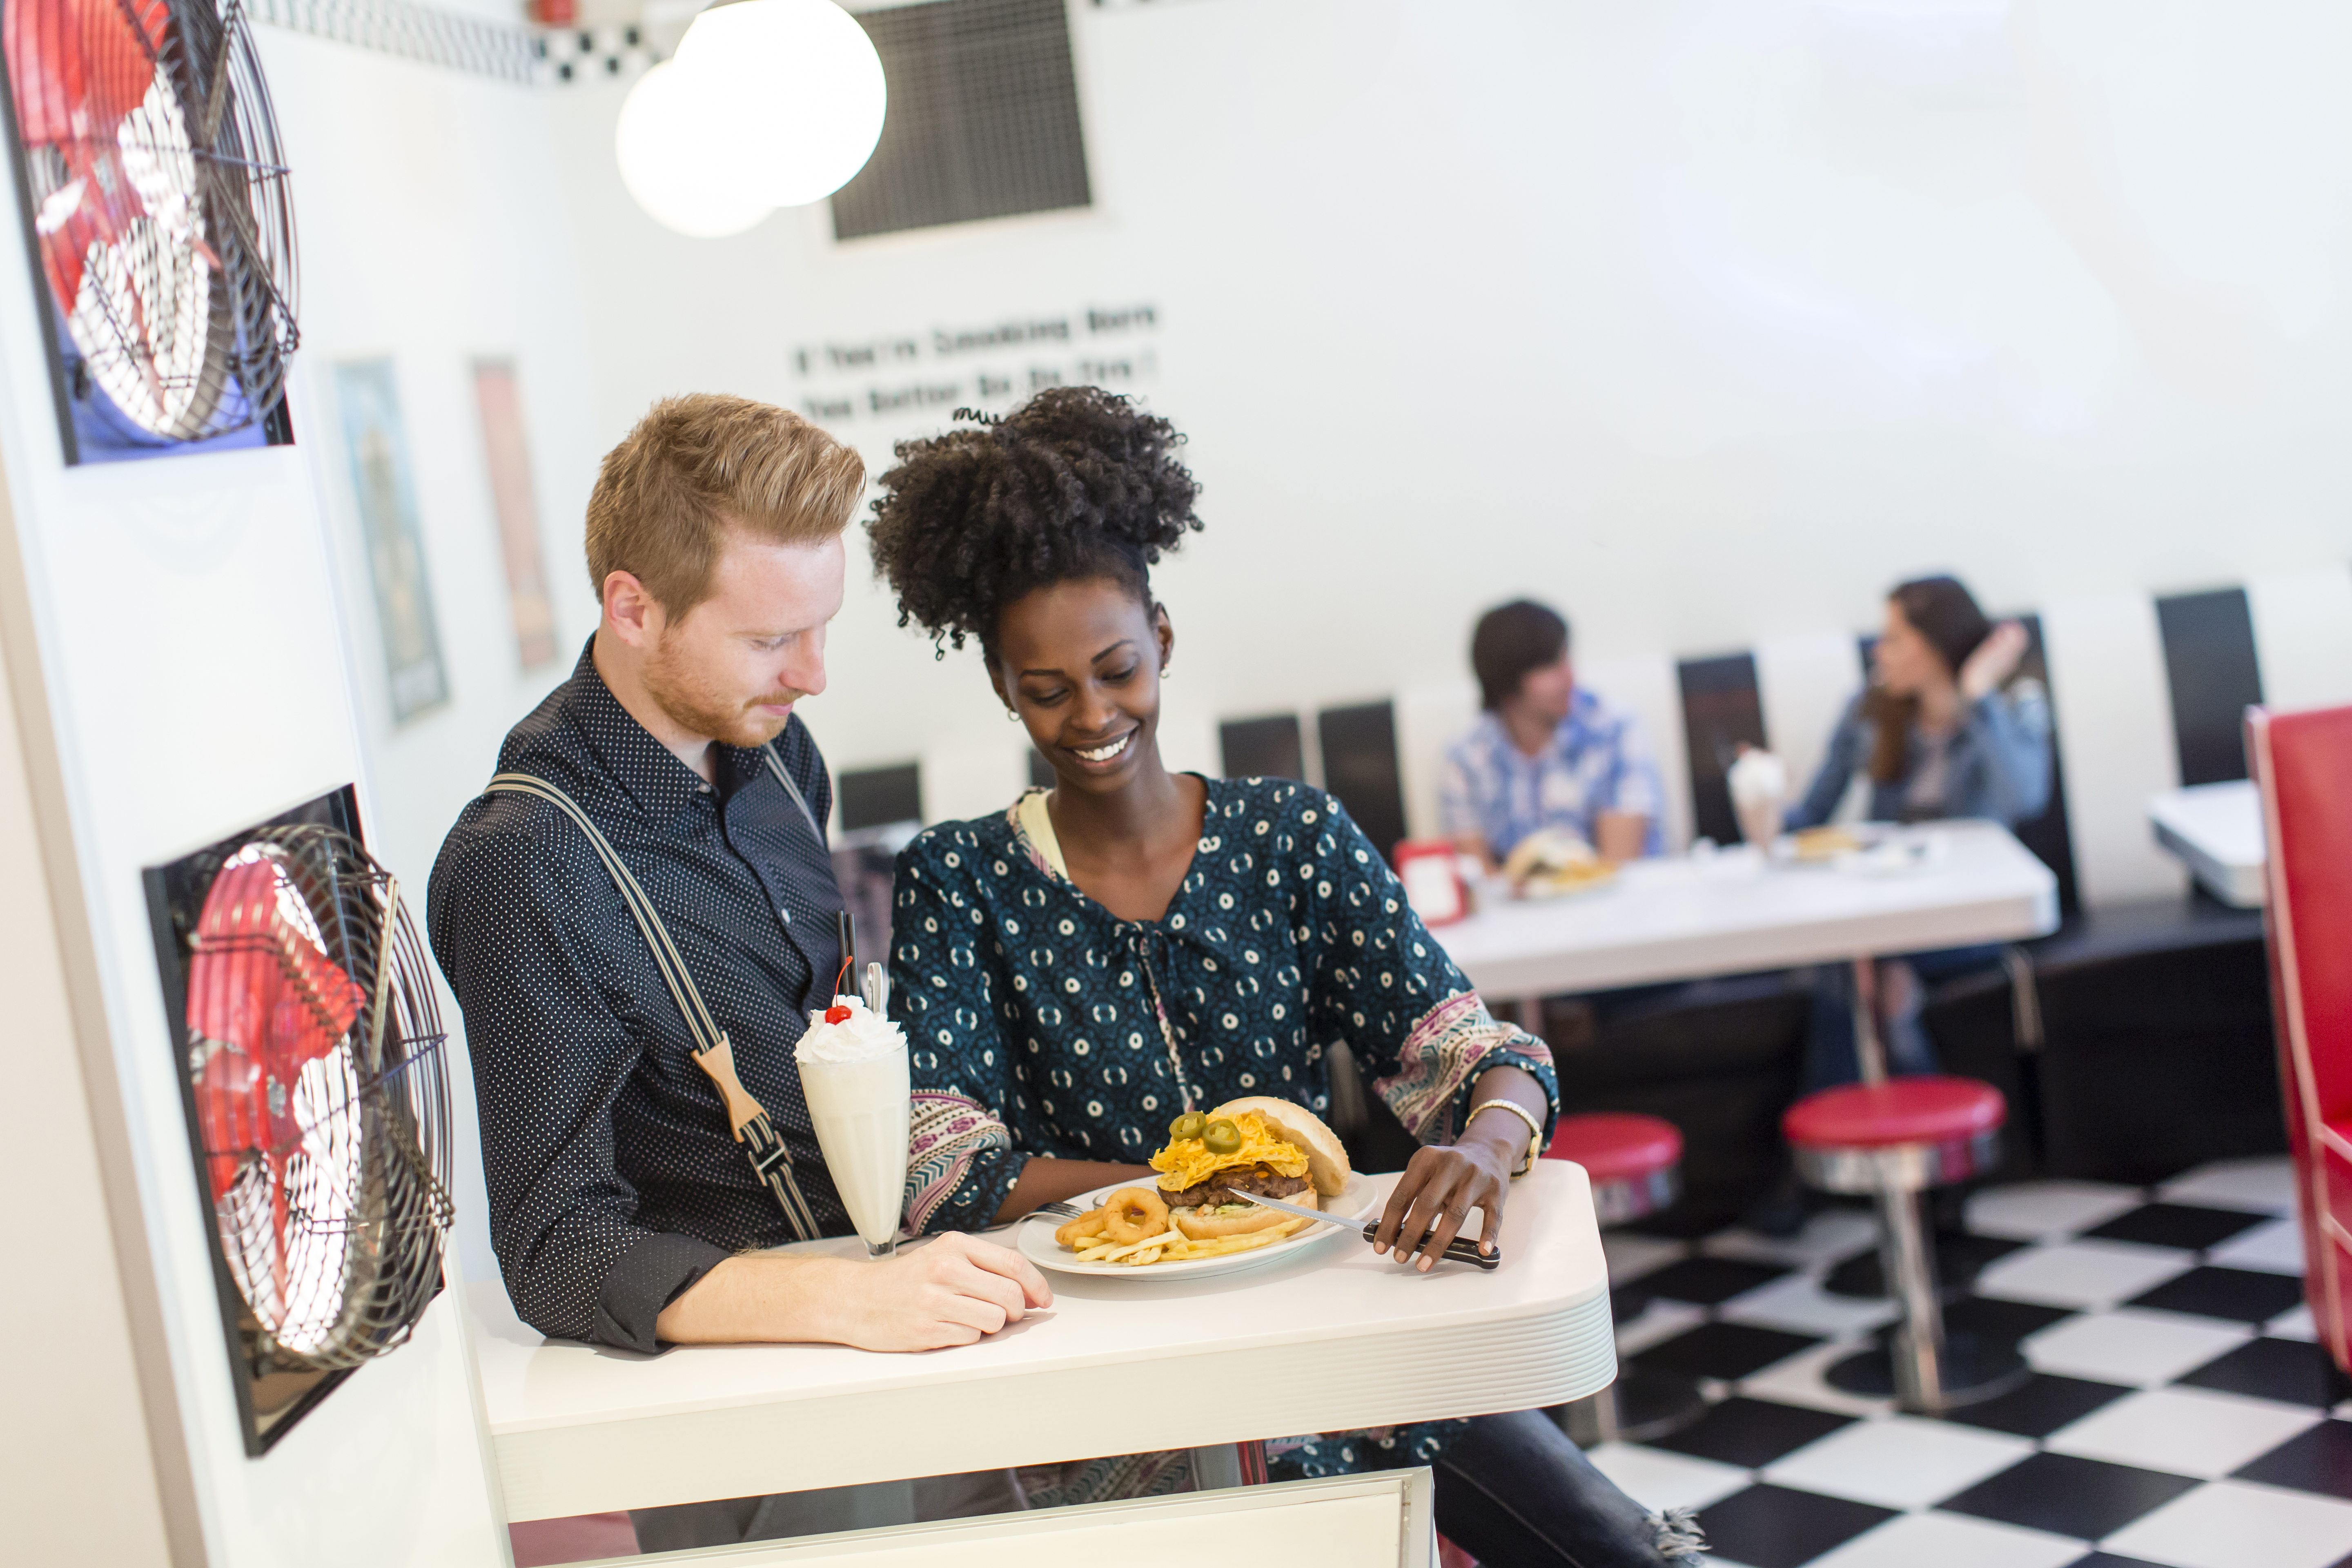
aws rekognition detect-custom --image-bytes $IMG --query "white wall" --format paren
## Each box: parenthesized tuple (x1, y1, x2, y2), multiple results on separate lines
(492, 0, 2352, 825)
(0, 27, 519, 1568)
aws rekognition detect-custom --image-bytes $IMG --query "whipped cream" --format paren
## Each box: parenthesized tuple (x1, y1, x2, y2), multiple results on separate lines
(795, 995, 907, 1064)
(1727, 747, 1788, 807)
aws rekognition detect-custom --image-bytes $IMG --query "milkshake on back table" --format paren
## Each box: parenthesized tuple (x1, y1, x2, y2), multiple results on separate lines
(795, 993, 912, 1258)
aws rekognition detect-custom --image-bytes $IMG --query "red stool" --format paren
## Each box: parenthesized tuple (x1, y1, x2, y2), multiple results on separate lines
(1784, 1075, 2022, 1411)
(1547, 1113, 1706, 1443)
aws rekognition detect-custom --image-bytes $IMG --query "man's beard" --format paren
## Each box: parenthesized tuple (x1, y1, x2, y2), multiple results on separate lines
(644, 633, 803, 751)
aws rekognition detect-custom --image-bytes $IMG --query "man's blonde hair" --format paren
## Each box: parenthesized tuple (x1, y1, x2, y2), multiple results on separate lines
(584, 394, 865, 616)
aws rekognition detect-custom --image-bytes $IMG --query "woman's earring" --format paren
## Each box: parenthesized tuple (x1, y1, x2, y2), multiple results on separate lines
(1005, 706, 1021, 722)
(1159, 665, 1171, 679)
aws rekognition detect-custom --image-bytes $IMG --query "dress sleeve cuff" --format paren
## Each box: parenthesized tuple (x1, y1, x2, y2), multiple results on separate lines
(1448, 1044, 1561, 1148)
(915, 1145, 1029, 1234)
(592, 1232, 731, 1354)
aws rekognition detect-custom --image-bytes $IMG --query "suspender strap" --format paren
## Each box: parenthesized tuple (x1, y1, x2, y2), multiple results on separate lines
(484, 760, 823, 1242)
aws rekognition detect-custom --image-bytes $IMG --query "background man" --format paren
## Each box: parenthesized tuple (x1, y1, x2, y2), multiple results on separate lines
(1441, 598, 1664, 868)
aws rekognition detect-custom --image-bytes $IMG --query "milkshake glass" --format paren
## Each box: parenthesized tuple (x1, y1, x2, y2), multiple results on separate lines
(795, 994, 912, 1258)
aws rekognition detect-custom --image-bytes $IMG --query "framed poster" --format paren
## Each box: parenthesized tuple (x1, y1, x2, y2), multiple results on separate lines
(333, 359, 448, 724)
(0, 0, 299, 463)
(472, 359, 559, 669)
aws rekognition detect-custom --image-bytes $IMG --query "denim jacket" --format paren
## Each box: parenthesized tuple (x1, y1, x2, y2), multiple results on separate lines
(1786, 681, 2054, 830)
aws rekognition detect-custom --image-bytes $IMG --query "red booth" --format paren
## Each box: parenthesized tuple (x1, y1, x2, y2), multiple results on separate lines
(2250, 703, 2352, 1373)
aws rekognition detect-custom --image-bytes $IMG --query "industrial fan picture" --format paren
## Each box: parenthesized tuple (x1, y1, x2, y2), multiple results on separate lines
(146, 792, 453, 1452)
(0, 0, 298, 463)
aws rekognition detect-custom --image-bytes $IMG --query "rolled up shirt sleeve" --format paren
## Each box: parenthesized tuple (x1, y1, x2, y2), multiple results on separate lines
(430, 816, 724, 1353)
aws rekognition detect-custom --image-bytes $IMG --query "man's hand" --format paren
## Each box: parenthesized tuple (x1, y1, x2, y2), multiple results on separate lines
(820, 1233, 1055, 1352)
(655, 1232, 1052, 1350)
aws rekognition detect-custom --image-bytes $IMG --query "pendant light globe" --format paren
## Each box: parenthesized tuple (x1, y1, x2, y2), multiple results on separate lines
(673, 0, 888, 209)
(614, 60, 778, 238)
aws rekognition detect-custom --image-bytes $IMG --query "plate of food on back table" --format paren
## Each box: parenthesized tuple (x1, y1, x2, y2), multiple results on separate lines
(1019, 1097, 1379, 1279)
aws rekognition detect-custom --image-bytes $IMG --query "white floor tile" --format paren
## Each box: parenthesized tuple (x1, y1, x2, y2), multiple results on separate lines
(2208, 1216, 2310, 1276)
(2099, 1478, 2352, 1568)
(1807, 1510, 2087, 1568)
(1734, 1339, 1898, 1419)
(1717, 1272, 1900, 1338)
(2042, 1385, 2321, 1478)
(1967, 1180, 2146, 1242)
(1614, 1298, 1708, 1356)
(1583, 1440, 1753, 1515)
(1604, 1230, 1688, 1284)
(2271, 1302, 2321, 1342)
(1973, 1238, 2195, 1310)
(2159, 1156, 2299, 1216)
(1761, 1414, 2034, 1509)
(2020, 1308, 2253, 1387)
(1702, 1207, 1882, 1270)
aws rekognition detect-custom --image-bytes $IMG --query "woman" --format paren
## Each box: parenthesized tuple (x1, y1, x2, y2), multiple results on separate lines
(1787, 575, 2054, 1088)
(871, 390, 1702, 1566)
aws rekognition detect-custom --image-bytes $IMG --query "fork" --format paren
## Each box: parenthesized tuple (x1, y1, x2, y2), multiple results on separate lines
(1031, 1200, 1087, 1221)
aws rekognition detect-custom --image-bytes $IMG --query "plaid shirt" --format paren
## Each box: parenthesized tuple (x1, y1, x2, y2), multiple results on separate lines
(1439, 690, 1664, 859)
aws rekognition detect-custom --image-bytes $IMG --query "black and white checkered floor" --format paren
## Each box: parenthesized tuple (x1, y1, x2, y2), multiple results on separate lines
(1586, 1156, 2352, 1568)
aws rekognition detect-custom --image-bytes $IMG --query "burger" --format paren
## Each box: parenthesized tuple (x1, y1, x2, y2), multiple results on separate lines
(1149, 1096, 1350, 1241)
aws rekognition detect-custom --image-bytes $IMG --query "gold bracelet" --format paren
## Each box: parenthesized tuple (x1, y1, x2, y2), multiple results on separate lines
(1466, 1098, 1545, 1178)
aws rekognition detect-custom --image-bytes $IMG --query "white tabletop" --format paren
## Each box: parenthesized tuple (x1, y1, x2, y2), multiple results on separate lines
(1437, 820, 2060, 999)
(2149, 780, 2266, 908)
(470, 1163, 1613, 1521)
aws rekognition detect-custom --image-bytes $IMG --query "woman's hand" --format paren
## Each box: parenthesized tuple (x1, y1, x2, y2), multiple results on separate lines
(1372, 1127, 1518, 1271)
(1960, 621, 2029, 703)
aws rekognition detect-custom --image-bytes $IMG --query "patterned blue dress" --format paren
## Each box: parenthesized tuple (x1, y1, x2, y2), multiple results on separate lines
(888, 775, 1559, 1479)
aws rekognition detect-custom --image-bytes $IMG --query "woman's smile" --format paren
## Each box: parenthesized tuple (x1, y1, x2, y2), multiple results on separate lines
(1068, 731, 1136, 766)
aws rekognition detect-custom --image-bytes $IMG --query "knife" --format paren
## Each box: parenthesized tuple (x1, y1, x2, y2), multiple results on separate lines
(1236, 1191, 1502, 1272)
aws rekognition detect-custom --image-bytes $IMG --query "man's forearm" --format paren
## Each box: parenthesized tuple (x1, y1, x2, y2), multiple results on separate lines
(653, 1254, 842, 1345)
(991, 1156, 1156, 1223)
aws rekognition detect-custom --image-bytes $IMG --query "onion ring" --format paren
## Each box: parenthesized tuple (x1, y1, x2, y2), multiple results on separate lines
(1054, 1209, 1109, 1248)
(1102, 1186, 1171, 1245)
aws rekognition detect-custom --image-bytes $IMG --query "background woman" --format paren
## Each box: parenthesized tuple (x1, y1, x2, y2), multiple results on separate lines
(1787, 574, 2054, 1088)
(869, 389, 1703, 1567)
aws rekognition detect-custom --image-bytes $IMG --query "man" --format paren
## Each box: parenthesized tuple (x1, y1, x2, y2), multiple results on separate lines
(428, 394, 1049, 1371)
(1439, 599, 1663, 868)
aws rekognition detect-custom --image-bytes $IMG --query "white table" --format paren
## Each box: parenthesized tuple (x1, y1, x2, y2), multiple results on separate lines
(2149, 780, 2265, 908)
(469, 1162, 1611, 1523)
(1438, 821, 2059, 1080)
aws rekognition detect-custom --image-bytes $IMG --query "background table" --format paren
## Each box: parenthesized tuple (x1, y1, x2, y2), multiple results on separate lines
(2149, 780, 2265, 907)
(468, 1162, 1610, 1522)
(1439, 820, 2059, 1021)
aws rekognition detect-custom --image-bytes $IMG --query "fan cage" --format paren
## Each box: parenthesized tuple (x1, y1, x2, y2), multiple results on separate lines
(184, 824, 450, 1371)
(3, 0, 299, 445)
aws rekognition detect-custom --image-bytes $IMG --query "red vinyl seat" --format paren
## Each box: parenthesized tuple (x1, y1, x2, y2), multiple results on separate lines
(1546, 1111, 1683, 1179)
(2250, 704, 2352, 1374)
(1784, 1078, 2006, 1151)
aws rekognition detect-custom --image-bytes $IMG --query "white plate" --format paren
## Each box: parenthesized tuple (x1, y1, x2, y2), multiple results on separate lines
(1020, 1174, 1381, 1280)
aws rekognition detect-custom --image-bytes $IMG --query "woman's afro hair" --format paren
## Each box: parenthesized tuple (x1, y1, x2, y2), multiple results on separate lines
(865, 386, 1203, 657)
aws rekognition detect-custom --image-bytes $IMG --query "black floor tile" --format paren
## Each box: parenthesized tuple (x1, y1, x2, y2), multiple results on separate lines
(1873, 1294, 2076, 1348)
(1939, 1372, 2134, 1439)
(2082, 1201, 2272, 1251)
(1941, 1451, 2199, 1539)
(1653, 1396, 1853, 1468)
(1695, 1483, 1895, 1568)
(2126, 1265, 2307, 1325)
(2234, 1418, 2352, 1498)
(2179, 1336, 2352, 1408)
(1621, 1255, 1789, 1306)
(1631, 1321, 1820, 1381)
(1823, 1232, 2025, 1299)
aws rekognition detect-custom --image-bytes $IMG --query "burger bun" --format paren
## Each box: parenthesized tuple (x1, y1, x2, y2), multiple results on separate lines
(1208, 1096, 1350, 1196)
(1172, 1190, 1317, 1241)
